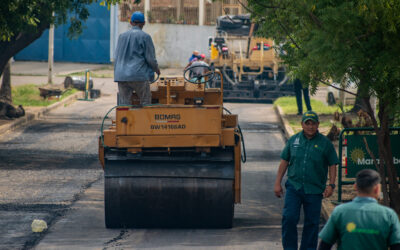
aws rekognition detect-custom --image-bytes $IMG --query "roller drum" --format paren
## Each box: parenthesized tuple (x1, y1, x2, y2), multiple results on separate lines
(104, 155, 235, 228)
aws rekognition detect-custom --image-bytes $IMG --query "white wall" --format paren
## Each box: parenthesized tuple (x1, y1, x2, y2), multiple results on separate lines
(116, 22, 215, 68)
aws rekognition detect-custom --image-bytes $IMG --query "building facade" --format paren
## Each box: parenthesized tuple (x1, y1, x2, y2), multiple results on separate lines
(15, 0, 246, 66)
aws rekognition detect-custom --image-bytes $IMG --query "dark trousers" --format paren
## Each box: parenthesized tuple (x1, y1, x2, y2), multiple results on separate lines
(294, 79, 312, 114)
(282, 181, 322, 250)
(117, 81, 150, 105)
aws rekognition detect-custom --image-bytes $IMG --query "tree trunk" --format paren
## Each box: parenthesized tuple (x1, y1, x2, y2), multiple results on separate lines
(350, 88, 368, 113)
(0, 22, 49, 101)
(0, 59, 12, 104)
(364, 97, 390, 206)
(365, 96, 400, 213)
(378, 100, 400, 212)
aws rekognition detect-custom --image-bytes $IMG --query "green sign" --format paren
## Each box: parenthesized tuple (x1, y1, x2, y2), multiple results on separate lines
(346, 134, 400, 178)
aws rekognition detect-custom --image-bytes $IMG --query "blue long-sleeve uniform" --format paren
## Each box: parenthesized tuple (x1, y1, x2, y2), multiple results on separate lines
(114, 26, 158, 82)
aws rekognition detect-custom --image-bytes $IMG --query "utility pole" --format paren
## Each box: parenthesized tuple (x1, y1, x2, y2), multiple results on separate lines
(144, 0, 150, 22)
(199, 0, 204, 26)
(177, 0, 183, 23)
(48, 15, 54, 84)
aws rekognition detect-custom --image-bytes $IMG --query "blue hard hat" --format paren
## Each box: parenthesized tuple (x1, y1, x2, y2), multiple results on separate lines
(131, 11, 145, 23)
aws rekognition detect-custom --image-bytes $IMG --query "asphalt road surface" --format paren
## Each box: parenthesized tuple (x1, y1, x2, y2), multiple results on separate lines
(0, 80, 293, 249)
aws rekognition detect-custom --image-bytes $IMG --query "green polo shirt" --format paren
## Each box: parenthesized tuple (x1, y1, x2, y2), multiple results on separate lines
(280, 131, 338, 194)
(319, 197, 400, 250)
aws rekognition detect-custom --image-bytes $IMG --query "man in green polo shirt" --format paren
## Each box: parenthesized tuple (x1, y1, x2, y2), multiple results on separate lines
(318, 169, 400, 250)
(274, 111, 338, 250)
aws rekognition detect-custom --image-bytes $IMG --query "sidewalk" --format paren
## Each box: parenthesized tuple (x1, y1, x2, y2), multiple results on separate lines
(8, 61, 111, 87)
(0, 61, 117, 134)
(11, 61, 109, 76)
(0, 92, 83, 134)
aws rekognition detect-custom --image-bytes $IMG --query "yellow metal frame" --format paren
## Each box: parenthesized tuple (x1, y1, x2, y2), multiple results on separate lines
(211, 36, 280, 81)
(100, 70, 242, 203)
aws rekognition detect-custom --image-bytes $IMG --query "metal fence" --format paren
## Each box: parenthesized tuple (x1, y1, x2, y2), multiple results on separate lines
(119, 0, 144, 22)
(149, 0, 198, 25)
(119, 0, 247, 25)
(337, 127, 400, 202)
(221, 0, 247, 15)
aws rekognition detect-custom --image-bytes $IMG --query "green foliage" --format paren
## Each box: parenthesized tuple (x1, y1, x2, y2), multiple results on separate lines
(258, 1, 400, 210)
(0, 0, 121, 42)
(274, 96, 352, 115)
(248, 0, 400, 117)
(12, 84, 78, 106)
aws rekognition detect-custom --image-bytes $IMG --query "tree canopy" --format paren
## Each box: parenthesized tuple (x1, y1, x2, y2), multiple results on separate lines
(249, 1, 399, 104)
(246, 0, 400, 210)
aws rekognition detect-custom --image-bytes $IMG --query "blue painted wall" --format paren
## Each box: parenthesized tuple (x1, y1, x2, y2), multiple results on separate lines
(15, 3, 110, 63)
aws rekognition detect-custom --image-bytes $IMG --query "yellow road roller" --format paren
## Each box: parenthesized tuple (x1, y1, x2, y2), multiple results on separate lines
(99, 67, 245, 228)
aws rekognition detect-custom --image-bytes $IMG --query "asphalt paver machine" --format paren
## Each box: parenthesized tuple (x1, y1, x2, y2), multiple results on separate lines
(209, 15, 294, 102)
(99, 67, 245, 228)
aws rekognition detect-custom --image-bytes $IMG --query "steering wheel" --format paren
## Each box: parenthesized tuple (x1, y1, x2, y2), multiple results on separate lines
(183, 64, 216, 84)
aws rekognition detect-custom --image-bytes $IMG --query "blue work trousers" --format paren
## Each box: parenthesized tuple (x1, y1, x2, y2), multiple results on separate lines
(282, 181, 322, 250)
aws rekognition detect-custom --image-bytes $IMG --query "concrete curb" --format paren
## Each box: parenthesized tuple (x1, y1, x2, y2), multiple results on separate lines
(274, 105, 294, 141)
(0, 92, 83, 135)
(274, 105, 331, 221)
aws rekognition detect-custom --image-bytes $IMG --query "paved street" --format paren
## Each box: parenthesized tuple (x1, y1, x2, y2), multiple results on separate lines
(0, 74, 293, 249)
(34, 103, 286, 250)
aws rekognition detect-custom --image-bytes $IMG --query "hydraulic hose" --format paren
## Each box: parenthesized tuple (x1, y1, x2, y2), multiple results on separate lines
(100, 105, 120, 149)
(223, 107, 247, 163)
(278, 75, 288, 86)
(222, 64, 237, 86)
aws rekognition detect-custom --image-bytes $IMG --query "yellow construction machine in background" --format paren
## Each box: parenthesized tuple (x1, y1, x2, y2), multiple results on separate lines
(209, 15, 293, 102)
(99, 67, 245, 228)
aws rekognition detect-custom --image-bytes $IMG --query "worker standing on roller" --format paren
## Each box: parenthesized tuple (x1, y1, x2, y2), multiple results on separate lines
(114, 11, 160, 105)
(274, 111, 338, 250)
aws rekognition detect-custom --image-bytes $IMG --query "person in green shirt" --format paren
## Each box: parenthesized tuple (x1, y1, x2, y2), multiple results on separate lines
(318, 169, 400, 250)
(275, 111, 338, 250)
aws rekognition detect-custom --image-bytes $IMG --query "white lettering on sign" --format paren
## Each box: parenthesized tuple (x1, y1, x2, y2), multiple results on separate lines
(154, 114, 181, 120)
(150, 124, 186, 130)
(357, 157, 400, 165)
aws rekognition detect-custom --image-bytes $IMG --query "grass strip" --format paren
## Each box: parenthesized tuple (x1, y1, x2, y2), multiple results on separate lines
(273, 96, 352, 115)
(12, 84, 78, 106)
